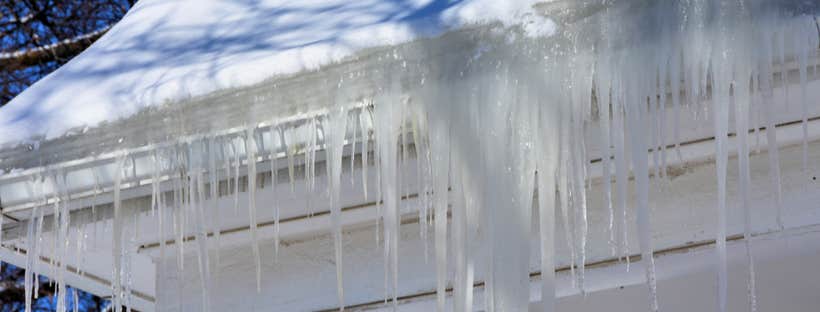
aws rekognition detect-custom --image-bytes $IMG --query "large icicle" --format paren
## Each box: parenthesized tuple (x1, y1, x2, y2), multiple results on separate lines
(624, 55, 658, 312)
(733, 46, 757, 312)
(325, 93, 349, 310)
(272, 126, 284, 257)
(374, 74, 403, 307)
(796, 20, 810, 175)
(595, 53, 616, 256)
(611, 75, 630, 265)
(760, 25, 785, 230)
(24, 207, 38, 312)
(537, 64, 561, 311)
(112, 155, 126, 312)
(189, 141, 212, 312)
(208, 137, 222, 284)
(245, 129, 262, 292)
(569, 53, 592, 292)
(426, 80, 451, 312)
(713, 44, 731, 312)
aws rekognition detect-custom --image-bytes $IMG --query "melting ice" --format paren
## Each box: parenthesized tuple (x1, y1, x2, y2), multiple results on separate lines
(1, 1, 819, 312)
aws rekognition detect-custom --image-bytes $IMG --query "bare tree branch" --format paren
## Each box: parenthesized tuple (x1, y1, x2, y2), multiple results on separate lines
(0, 0, 134, 105)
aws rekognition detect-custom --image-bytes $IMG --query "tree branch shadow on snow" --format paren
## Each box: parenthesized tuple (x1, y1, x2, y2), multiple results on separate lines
(7, 0, 466, 120)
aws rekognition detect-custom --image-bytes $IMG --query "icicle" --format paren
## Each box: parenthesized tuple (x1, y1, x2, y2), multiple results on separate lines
(273, 126, 285, 257)
(595, 58, 616, 256)
(796, 23, 810, 176)
(284, 127, 297, 193)
(232, 137, 242, 214)
(25, 207, 38, 312)
(649, 66, 661, 179)
(33, 204, 44, 299)
(426, 80, 451, 312)
(658, 53, 669, 178)
(625, 70, 659, 312)
(734, 53, 758, 312)
(761, 26, 785, 230)
(208, 137, 222, 285)
(245, 129, 262, 293)
(112, 155, 125, 312)
(374, 73, 402, 307)
(157, 156, 168, 303)
(713, 53, 731, 312)
(72, 289, 79, 312)
(451, 168, 469, 312)
(88, 167, 99, 249)
(360, 109, 370, 200)
(671, 48, 683, 161)
(194, 166, 212, 311)
(175, 145, 187, 274)
(350, 110, 358, 186)
(569, 54, 592, 292)
(55, 171, 70, 312)
(410, 112, 430, 263)
(557, 93, 577, 281)
(325, 94, 349, 310)
(536, 90, 556, 312)
(184, 141, 209, 312)
(152, 151, 160, 217)
(306, 119, 319, 214)
(612, 77, 630, 266)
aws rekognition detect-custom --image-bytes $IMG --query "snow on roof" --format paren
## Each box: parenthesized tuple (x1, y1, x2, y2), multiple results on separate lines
(0, 0, 552, 146)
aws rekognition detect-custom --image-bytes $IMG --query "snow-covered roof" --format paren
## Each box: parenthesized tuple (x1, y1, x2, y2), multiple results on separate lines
(0, 0, 551, 146)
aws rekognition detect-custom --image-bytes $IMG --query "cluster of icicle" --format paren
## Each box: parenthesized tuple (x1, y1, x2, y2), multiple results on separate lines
(7, 1, 820, 312)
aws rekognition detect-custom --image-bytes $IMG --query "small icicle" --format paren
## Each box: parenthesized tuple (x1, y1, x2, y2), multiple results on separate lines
(284, 127, 297, 193)
(152, 150, 160, 217)
(671, 49, 683, 161)
(0, 210, 3, 250)
(350, 110, 358, 186)
(360, 109, 371, 200)
(72, 289, 79, 312)
(232, 137, 242, 214)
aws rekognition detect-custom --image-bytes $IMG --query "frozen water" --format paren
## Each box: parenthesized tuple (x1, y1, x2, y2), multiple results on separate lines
(1, 1, 818, 312)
